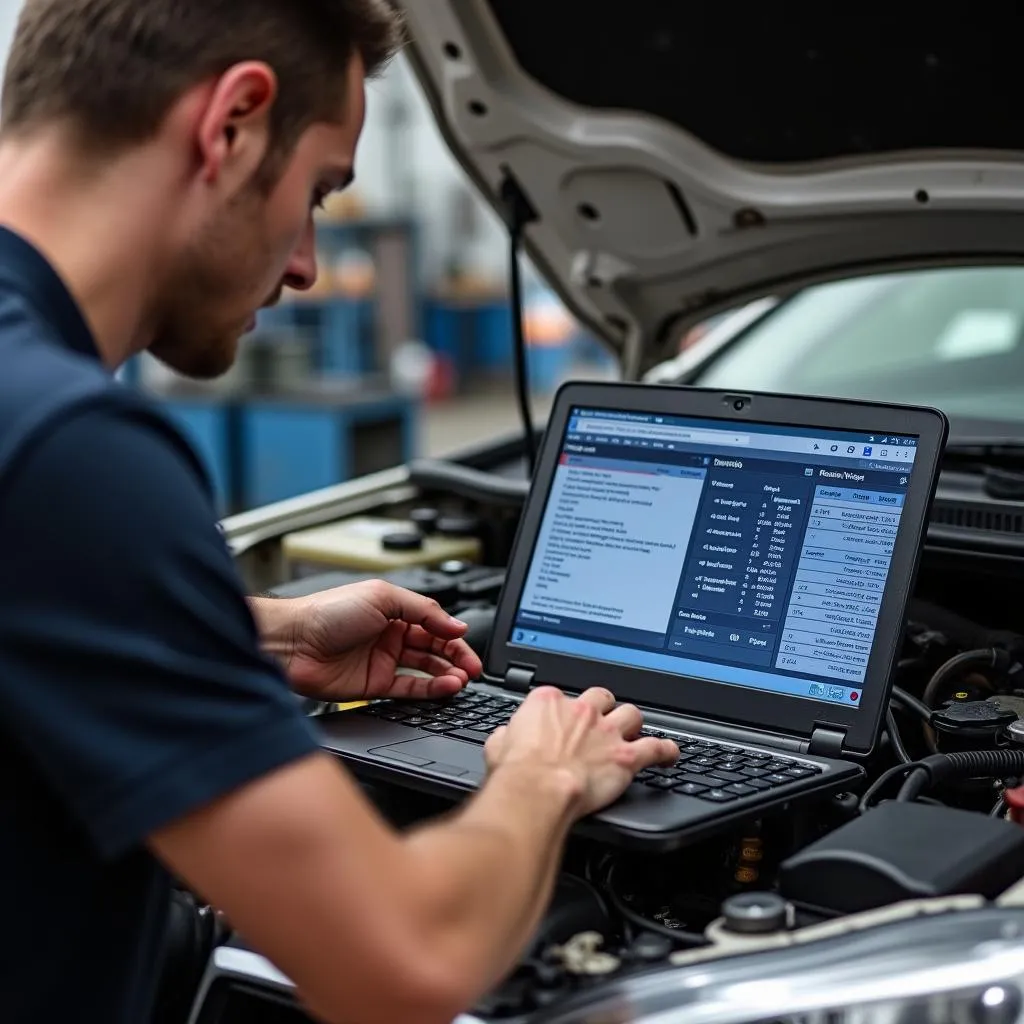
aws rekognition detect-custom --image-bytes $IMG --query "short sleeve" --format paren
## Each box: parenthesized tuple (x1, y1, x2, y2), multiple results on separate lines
(0, 399, 320, 860)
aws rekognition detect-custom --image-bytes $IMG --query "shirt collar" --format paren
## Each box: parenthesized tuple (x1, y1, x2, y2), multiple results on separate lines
(0, 226, 101, 362)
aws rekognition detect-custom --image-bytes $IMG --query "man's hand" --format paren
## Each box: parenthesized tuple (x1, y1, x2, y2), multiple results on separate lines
(484, 686, 680, 817)
(252, 581, 482, 703)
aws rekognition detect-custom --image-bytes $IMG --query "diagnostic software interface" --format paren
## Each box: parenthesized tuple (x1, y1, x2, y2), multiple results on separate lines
(511, 407, 920, 709)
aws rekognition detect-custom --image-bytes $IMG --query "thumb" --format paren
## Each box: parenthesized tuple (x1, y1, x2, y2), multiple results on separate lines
(484, 725, 508, 764)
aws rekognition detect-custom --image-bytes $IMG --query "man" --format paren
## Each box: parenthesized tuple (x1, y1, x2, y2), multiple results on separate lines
(0, 2, 680, 1022)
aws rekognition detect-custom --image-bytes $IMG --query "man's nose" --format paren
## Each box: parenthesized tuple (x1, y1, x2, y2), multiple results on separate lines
(282, 218, 318, 292)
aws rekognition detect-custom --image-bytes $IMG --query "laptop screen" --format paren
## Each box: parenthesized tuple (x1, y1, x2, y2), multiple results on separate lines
(509, 406, 920, 711)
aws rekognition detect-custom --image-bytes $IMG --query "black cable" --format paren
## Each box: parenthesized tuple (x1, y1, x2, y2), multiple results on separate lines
(859, 762, 919, 813)
(896, 767, 930, 802)
(885, 708, 913, 765)
(602, 861, 707, 948)
(890, 686, 932, 723)
(991, 796, 1008, 818)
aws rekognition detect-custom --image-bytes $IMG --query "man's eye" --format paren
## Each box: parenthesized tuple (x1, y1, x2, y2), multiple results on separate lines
(312, 189, 329, 210)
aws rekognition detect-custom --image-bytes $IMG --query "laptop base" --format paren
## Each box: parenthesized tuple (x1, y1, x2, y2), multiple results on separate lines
(317, 706, 864, 853)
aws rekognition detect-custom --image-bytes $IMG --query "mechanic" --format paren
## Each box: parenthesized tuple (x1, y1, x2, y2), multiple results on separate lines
(0, 2, 680, 1022)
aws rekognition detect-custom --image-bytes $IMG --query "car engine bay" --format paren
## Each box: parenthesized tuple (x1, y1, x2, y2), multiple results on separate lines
(174, 441, 1024, 1024)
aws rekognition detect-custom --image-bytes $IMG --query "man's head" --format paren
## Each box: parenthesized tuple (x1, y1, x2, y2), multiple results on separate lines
(0, 0, 402, 376)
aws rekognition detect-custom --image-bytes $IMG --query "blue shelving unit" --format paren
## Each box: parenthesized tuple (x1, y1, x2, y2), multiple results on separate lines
(237, 387, 417, 508)
(160, 395, 238, 516)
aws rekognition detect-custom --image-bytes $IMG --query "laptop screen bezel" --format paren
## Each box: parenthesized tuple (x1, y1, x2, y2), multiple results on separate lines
(485, 382, 948, 757)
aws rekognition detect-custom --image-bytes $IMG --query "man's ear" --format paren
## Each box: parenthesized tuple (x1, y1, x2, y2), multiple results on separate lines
(194, 61, 278, 189)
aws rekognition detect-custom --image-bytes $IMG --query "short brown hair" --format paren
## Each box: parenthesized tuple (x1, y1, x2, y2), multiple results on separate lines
(1, 0, 402, 175)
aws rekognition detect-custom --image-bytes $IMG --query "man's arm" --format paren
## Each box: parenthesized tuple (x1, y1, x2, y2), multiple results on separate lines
(248, 594, 295, 660)
(150, 751, 581, 1024)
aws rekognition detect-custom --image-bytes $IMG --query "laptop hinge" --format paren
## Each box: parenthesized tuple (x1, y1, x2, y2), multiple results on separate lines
(504, 665, 536, 694)
(809, 725, 846, 758)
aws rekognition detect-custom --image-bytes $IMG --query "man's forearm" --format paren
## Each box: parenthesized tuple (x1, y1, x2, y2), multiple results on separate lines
(403, 762, 582, 997)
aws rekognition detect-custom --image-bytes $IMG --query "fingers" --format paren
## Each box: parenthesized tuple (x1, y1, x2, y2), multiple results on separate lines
(604, 702, 644, 739)
(399, 647, 471, 684)
(368, 581, 468, 641)
(402, 626, 483, 679)
(576, 686, 617, 715)
(389, 672, 466, 700)
(628, 736, 681, 770)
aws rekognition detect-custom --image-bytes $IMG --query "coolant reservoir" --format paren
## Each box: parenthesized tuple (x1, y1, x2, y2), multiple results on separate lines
(282, 516, 482, 574)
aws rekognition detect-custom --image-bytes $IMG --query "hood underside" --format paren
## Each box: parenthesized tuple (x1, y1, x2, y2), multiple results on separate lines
(396, 1, 1024, 376)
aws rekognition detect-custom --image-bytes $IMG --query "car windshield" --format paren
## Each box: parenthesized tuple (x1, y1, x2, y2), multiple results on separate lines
(691, 267, 1024, 429)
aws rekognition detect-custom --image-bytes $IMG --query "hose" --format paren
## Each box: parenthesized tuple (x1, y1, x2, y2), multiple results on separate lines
(859, 762, 920, 813)
(896, 767, 930, 802)
(406, 459, 529, 508)
(895, 748, 1024, 803)
(885, 708, 913, 765)
(890, 686, 932, 723)
(602, 861, 707, 949)
(861, 748, 1024, 812)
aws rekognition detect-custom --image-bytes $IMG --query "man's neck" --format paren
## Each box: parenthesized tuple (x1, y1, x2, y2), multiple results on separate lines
(0, 132, 175, 368)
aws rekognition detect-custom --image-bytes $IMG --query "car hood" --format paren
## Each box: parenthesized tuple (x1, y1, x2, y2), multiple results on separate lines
(396, 1, 1024, 377)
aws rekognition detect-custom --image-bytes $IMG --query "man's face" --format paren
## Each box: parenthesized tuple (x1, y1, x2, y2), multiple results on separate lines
(148, 57, 366, 379)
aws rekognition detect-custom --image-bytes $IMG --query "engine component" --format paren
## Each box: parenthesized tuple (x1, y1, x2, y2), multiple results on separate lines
(533, 875, 611, 951)
(265, 564, 503, 609)
(778, 801, 1024, 916)
(731, 830, 764, 886)
(721, 892, 790, 935)
(380, 530, 423, 551)
(930, 698, 1018, 750)
(902, 747, 1024, 801)
(625, 931, 676, 963)
(281, 515, 483, 573)
(545, 932, 620, 977)
(436, 513, 482, 537)
(408, 506, 440, 534)
(923, 648, 1013, 710)
(406, 457, 528, 509)
(1004, 785, 1024, 824)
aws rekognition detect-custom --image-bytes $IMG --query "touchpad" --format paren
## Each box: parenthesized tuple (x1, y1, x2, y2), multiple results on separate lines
(371, 737, 485, 772)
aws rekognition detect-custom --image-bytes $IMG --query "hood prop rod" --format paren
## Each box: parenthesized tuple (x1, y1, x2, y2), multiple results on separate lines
(499, 171, 540, 478)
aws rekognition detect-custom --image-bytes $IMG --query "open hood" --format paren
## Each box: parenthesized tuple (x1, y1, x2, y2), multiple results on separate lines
(396, 1, 1024, 376)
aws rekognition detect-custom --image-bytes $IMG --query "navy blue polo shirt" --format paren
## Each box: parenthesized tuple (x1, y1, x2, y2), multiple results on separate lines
(0, 228, 321, 1022)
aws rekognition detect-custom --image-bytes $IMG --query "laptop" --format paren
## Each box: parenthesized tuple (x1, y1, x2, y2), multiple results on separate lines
(318, 382, 948, 850)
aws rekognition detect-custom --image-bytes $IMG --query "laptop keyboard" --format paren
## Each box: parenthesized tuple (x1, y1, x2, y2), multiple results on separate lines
(357, 689, 824, 804)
